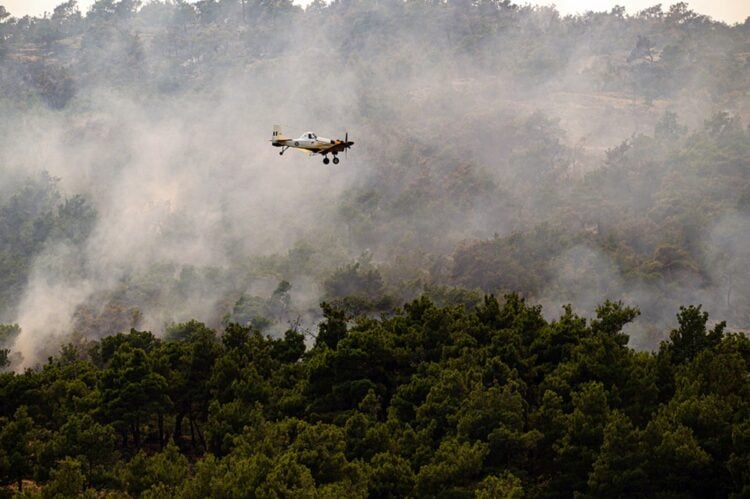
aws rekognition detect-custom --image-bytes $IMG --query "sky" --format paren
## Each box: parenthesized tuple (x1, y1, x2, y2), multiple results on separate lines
(1, 0, 749, 24)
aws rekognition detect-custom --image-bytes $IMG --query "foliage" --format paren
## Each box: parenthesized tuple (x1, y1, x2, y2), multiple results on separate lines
(0, 174, 96, 320)
(0, 295, 747, 496)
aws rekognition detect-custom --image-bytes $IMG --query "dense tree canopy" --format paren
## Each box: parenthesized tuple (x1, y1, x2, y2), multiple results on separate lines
(0, 295, 749, 495)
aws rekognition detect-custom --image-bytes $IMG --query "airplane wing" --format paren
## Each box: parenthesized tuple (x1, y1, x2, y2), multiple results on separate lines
(316, 142, 353, 155)
(292, 148, 316, 156)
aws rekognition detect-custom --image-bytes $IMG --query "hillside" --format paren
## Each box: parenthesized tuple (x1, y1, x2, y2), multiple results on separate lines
(1, 0, 750, 495)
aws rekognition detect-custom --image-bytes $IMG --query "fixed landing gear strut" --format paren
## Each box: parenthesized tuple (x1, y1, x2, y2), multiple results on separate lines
(279, 146, 289, 156)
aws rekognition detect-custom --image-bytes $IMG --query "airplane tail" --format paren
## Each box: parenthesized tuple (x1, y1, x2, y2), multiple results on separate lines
(272, 125, 289, 144)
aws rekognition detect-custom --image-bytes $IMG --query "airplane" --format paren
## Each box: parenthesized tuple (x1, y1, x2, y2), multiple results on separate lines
(271, 125, 354, 164)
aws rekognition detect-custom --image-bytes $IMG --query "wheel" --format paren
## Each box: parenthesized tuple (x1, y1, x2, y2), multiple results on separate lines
(332, 156, 340, 164)
(323, 157, 330, 165)
(279, 151, 283, 155)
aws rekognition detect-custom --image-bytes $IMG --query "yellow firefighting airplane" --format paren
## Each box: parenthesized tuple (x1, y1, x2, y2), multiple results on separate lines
(271, 125, 354, 164)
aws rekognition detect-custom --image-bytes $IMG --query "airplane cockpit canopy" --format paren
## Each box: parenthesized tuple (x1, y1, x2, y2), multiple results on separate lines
(304, 132, 317, 139)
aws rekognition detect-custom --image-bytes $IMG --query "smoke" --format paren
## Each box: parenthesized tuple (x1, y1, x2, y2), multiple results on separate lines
(540, 209, 750, 350)
(703, 211, 750, 327)
(1, 1, 748, 367)
(6, 74, 362, 367)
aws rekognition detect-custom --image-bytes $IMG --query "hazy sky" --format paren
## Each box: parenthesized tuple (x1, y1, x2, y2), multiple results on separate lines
(1, 0, 749, 24)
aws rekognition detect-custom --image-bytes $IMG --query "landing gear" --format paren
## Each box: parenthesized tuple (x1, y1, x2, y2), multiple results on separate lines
(323, 153, 340, 165)
(279, 146, 288, 156)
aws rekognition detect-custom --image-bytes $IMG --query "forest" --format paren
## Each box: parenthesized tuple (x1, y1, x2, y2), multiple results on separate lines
(3, 295, 750, 497)
(1, 0, 750, 495)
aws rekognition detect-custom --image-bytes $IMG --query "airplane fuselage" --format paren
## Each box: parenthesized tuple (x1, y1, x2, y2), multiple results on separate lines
(272, 127, 354, 164)
(272, 136, 335, 153)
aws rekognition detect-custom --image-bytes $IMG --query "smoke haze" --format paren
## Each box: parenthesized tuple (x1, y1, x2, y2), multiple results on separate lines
(5, 1, 750, 24)
(1, 0, 750, 368)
